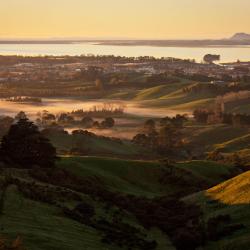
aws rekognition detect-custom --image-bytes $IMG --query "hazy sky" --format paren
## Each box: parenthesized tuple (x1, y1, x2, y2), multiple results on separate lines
(1, 0, 250, 39)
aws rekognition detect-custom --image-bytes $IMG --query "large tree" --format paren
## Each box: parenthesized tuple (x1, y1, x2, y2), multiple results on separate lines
(0, 118, 57, 168)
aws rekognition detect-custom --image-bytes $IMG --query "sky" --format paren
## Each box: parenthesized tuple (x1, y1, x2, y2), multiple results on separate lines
(1, 0, 250, 39)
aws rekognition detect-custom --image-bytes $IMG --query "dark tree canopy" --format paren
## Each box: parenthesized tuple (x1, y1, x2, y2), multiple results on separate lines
(0, 118, 57, 168)
(101, 117, 115, 128)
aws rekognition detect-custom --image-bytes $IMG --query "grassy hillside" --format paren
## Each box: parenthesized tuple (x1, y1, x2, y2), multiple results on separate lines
(1, 185, 113, 250)
(184, 124, 250, 156)
(133, 81, 190, 101)
(136, 82, 217, 111)
(225, 98, 250, 115)
(105, 80, 216, 111)
(214, 133, 250, 153)
(185, 171, 250, 250)
(0, 156, 237, 250)
(176, 160, 237, 185)
(46, 131, 154, 159)
(58, 157, 236, 198)
(0, 163, 177, 250)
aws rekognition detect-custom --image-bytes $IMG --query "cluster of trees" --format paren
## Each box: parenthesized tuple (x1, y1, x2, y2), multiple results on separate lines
(37, 110, 116, 129)
(64, 203, 157, 250)
(182, 83, 242, 96)
(71, 103, 125, 118)
(0, 116, 14, 138)
(0, 55, 195, 67)
(81, 116, 115, 129)
(193, 109, 214, 124)
(193, 109, 250, 126)
(0, 117, 57, 168)
(132, 115, 187, 155)
(5, 96, 42, 103)
(223, 113, 250, 126)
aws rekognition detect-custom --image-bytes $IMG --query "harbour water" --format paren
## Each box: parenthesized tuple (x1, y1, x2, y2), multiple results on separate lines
(0, 43, 250, 63)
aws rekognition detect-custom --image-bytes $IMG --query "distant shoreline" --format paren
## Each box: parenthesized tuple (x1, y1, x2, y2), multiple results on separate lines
(1, 39, 250, 48)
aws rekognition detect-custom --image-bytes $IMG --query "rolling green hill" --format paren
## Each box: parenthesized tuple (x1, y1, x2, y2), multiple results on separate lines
(58, 157, 237, 198)
(185, 171, 250, 250)
(0, 157, 237, 250)
(133, 81, 191, 101)
(184, 124, 250, 156)
(1, 185, 113, 250)
(0, 161, 175, 250)
(137, 83, 217, 111)
(214, 133, 250, 153)
(46, 131, 154, 159)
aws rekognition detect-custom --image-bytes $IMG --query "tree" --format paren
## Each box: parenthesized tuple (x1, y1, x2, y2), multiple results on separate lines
(81, 116, 94, 128)
(171, 114, 187, 128)
(144, 119, 156, 135)
(193, 109, 210, 123)
(132, 134, 148, 146)
(101, 117, 115, 128)
(58, 113, 74, 124)
(93, 121, 100, 128)
(41, 112, 56, 124)
(15, 111, 27, 121)
(0, 118, 57, 168)
(160, 115, 187, 128)
(157, 125, 182, 153)
(0, 116, 14, 138)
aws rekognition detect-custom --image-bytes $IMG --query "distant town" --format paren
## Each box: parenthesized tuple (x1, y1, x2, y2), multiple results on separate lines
(0, 54, 249, 94)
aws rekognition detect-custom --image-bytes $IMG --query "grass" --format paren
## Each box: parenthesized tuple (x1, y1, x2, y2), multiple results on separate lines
(185, 171, 250, 250)
(0, 156, 240, 250)
(185, 124, 250, 153)
(58, 157, 167, 198)
(58, 157, 235, 198)
(0, 185, 175, 250)
(48, 132, 151, 159)
(139, 86, 216, 111)
(214, 133, 250, 153)
(0, 156, 182, 250)
(176, 160, 236, 185)
(133, 82, 190, 101)
(0, 185, 114, 250)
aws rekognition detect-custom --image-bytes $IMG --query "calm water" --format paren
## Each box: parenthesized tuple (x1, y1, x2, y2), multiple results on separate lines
(0, 43, 250, 63)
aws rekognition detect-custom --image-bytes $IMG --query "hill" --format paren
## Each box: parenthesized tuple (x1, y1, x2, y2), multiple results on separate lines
(59, 157, 237, 197)
(214, 133, 250, 153)
(44, 130, 155, 159)
(185, 171, 250, 250)
(137, 82, 217, 111)
(0, 157, 237, 250)
(230, 33, 250, 41)
(184, 124, 250, 157)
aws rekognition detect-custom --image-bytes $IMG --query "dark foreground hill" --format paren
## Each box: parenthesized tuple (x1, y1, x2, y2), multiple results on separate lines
(0, 157, 239, 250)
